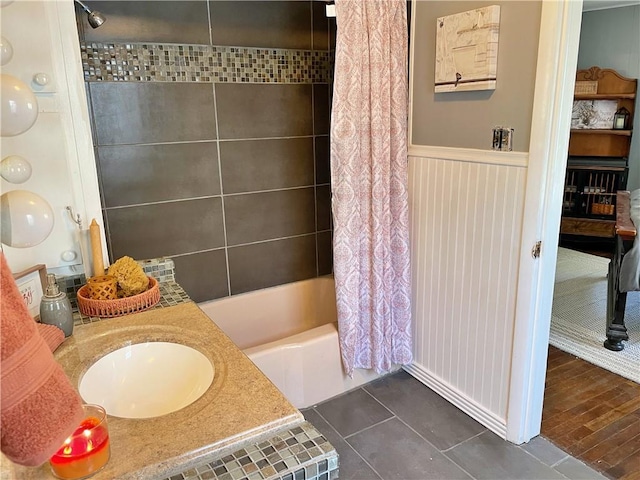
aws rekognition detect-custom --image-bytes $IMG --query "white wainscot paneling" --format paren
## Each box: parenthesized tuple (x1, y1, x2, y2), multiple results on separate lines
(406, 153, 526, 438)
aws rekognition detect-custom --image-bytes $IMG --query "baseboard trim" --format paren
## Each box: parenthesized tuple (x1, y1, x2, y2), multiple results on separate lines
(403, 363, 507, 439)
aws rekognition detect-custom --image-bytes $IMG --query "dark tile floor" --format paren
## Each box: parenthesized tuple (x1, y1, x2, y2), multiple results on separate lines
(302, 371, 607, 480)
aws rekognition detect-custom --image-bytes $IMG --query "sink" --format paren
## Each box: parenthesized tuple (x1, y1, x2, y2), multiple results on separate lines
(79, 342, 214, 419)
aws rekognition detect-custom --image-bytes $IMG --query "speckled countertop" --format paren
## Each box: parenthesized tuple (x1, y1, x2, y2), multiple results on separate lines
(1, 302, 303, 480)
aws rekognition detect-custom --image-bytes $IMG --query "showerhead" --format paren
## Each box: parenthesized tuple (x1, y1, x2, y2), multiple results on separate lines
(74, 0, 106, 29)
(87, 9, 106, 28)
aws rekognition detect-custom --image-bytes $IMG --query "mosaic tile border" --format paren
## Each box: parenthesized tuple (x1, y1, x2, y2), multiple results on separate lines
(81, 43, 332, 84)
(166, 422, 338, 480)
(139, 257, 177, 283)
(59, 273, 87, 308)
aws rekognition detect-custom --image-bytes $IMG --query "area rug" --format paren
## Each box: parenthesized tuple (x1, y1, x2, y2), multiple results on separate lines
(550, 247, 640, 384)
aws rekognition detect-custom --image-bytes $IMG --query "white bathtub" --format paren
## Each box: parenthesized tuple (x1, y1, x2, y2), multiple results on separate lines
(198, 277, 389, 408)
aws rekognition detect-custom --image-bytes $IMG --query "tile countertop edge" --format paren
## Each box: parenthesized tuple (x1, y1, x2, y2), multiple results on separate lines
(142, 413, 304, 480)
(1, 301, 304, 480)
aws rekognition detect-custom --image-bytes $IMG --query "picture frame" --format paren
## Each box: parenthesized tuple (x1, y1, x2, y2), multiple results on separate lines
(13, 264, 48, 321)
(571, 99, 618, 130)
(435, 5, 501, 93)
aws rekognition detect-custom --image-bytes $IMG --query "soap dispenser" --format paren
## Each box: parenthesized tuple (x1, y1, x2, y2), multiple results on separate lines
(40, 274, 74, 337)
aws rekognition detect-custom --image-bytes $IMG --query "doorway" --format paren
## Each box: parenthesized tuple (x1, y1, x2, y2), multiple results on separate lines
(543, 4, 640, 478)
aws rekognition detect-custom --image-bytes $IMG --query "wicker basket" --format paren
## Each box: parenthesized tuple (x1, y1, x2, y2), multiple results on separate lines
(591, 203, 615, 216)
(77, 276, 160, 318)
(86, 275, 118, 300)
(574, 80, 598, 95)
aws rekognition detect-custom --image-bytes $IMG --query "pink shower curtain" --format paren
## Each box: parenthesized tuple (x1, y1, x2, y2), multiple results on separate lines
(330, 0, 412, 375)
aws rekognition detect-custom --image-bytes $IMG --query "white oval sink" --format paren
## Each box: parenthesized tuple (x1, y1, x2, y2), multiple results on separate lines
(79, 342, 214, 419)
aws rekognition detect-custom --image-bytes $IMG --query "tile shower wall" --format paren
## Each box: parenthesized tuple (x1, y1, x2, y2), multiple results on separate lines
(78, 1, 334, 303)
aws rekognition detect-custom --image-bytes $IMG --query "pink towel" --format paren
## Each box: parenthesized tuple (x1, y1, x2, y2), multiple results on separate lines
(37, 323, 65, 353)
(1, 253, 84, 467)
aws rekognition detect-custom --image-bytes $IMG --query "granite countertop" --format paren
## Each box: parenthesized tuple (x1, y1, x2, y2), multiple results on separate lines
(2, 302, 303, 480)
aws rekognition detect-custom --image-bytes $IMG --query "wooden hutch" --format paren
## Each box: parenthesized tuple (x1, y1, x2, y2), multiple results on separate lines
(560, 67, 637, 248)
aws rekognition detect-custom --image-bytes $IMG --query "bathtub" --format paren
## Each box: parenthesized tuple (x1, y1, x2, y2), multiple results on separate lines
(198, 277, 389, 408)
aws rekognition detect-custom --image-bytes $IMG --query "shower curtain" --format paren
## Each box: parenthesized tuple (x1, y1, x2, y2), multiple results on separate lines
(330, 0, 412, 375)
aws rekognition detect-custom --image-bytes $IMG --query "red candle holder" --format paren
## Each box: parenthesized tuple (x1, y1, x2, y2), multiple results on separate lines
(49, 404, 110, 480)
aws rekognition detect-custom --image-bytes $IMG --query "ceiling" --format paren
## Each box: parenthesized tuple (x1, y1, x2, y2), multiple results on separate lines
(583, 0, 640, 11)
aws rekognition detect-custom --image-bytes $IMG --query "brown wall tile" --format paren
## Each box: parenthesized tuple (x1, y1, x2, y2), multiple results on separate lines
(220, 138, 314, 194)
(82, 0, 334, 302)
(228, 235, 317, 294)
(210, 1, 312, 49)
(312, 0, 330, 51)
(329, 16, 337, 52)
(98, 142, 220, 207)
(173, 250, 229, 303)
(313, 83, 330, 135)
(106, 197, 224, 260)
(90, 83, 217, 145)
(315, 136, 331, 185)
(78, 1, 210, 45)
(316, 185, 332, 232)
(317, 231, 333, 276)
(224, 188, 316, 246)
(215, 84, 312, 139)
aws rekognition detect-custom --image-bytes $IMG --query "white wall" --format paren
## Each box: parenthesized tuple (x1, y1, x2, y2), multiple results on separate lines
(0, 0, 103, 275)
(577, 5, 640, 189)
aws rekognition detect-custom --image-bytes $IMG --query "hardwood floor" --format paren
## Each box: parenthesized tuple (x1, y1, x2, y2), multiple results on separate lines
(542, 346, 640, 480)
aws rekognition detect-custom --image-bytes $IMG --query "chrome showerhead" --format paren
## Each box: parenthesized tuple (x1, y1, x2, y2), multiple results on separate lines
(74, 0, 106, 29)
(87, 9, 106, 28)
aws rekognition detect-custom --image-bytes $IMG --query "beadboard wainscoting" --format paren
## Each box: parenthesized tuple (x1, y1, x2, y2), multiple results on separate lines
(406, 147, 528, 438)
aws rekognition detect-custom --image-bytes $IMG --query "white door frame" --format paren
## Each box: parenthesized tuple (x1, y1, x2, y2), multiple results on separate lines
(506, 0, 584, 443)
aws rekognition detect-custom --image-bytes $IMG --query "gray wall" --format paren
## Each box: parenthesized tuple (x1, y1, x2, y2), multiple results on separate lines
(411, 1, 542, 151)
(578, 5, 640, 190)
(78, 1, 334, 302)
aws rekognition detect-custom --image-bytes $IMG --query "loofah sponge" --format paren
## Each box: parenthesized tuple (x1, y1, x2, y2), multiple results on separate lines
(107, 256, 149, 297)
